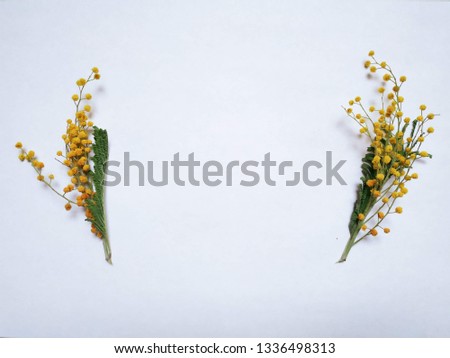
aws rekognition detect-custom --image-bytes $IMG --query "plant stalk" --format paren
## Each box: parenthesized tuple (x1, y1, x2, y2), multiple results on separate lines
(337, 228, 360, 263)
(102, 233, 112, 265)
(338, 198, 376, 263)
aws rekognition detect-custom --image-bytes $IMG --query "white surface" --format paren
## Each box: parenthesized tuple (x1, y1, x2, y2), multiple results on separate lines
(1, 0, 450, 338)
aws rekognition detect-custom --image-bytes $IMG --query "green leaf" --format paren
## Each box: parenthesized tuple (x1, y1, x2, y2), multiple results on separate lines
(85, 126, 112, 263)
(410, 119, 418, 138)
(348, 146, 376, 235)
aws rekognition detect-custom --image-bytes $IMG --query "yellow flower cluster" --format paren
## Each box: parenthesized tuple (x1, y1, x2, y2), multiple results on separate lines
(16, 67, 102, 238)
(344, 51, 436, 241)
(15, 143, 52, 183)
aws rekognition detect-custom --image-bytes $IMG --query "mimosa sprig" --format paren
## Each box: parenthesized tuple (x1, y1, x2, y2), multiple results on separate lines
(15, 67, 112, 264)
(339, 51, 437, 263)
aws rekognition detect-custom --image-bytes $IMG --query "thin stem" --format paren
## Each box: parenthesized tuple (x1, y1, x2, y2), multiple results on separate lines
(337, 228, 360, 263)
(337, 198, 376, 263)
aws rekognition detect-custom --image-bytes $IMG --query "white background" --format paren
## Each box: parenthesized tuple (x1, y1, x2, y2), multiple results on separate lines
(1, 0, 450, 337)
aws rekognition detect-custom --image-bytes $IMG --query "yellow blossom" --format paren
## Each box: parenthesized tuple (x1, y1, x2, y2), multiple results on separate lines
(76, 78, 87, 86)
